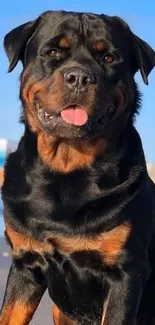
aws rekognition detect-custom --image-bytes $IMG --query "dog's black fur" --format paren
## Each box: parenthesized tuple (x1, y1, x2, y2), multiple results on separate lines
(1, 10, 155, 325)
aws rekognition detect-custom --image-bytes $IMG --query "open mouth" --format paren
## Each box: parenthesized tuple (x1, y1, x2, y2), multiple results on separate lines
(35, 87, 124, 130)
(36, 100, 59, 125)
(36, 100, 89, 126)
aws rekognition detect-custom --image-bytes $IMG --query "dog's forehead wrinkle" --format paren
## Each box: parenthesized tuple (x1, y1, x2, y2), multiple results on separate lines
(82, 13, 111, 37)
(37, 11, 112, 44)
(39, 13, 82, 37)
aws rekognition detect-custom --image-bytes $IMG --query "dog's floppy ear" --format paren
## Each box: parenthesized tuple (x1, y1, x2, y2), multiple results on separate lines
(4, 20, 37, 72)
(113, 16, 155, 85)
(131, 34, 155, 85)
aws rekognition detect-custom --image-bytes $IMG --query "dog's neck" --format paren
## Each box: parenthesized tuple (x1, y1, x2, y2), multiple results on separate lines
(36, 132, 107, 174)
(23, 123, 145, 177)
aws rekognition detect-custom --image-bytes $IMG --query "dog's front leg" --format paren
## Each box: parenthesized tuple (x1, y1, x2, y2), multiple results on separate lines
(0, 258, 46, 325)
(103, 263, 149, 325)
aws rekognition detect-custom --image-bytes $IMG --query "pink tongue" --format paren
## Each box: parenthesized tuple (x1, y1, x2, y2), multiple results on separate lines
(61, 107, 88, 126)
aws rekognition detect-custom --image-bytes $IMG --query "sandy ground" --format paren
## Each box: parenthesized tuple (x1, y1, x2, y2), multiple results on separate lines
(0, 237, 54, 324)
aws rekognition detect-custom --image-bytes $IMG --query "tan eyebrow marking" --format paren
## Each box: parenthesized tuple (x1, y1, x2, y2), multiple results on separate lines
(93, 40, 105, 51)
(59, 37, 70, 48)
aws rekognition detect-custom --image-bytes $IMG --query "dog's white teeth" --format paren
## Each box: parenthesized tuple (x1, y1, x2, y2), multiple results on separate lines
(36, 102, 43, 114)
(36, 101, 41, 108)
(45, 111, 50, 118)
(36, 101, 56, 121)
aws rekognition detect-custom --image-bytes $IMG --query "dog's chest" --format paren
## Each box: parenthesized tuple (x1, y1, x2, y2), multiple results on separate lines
(6, 218, 130, 269)
(44, 228, 130, 324)
(47, 222, 131, 266)
(46, 247, 107, 325)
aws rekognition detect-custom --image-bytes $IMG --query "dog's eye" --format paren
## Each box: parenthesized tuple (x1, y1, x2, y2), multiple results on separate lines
(47, 49, 60, 58)
(103, 54, 114, 64)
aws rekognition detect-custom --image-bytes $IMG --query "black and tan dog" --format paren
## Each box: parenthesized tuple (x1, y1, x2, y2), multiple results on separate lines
(0, 10, 155, 325)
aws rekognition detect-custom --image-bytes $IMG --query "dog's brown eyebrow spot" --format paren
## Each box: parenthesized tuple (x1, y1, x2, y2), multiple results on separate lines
(93, 41, 104, 51)
(59, 37, 70, 48)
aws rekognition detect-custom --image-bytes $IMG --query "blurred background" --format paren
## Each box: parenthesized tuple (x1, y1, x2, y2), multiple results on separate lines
(0, 1, 155, 323)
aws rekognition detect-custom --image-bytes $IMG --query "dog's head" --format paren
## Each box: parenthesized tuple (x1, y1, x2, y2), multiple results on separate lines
(4, 11, 155, 139)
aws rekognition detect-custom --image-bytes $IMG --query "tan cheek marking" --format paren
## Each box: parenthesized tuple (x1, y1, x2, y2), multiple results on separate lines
(0, 302, 37, 325)
(22, 68, 63, 103)
(23, 79, 46, 103)
(54, 223, 131, 265)
(22, 70, 64, 134)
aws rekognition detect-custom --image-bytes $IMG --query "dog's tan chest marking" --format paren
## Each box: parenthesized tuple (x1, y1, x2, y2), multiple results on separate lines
(5, 221, 131, 266)
(52, 222, 131, 265)
(37, 133, 105, 173)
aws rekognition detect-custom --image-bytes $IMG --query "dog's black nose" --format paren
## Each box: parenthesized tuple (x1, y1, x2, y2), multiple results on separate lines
(64, 68, 95, 91)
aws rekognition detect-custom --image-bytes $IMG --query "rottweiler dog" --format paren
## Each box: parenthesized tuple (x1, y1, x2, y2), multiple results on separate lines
(0, 10, 155, 325)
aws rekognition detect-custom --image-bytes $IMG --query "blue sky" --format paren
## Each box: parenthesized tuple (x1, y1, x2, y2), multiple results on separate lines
(0, 0, 155, 163)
